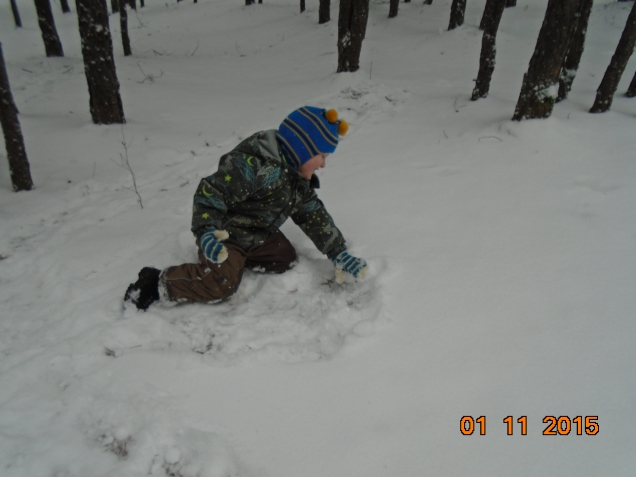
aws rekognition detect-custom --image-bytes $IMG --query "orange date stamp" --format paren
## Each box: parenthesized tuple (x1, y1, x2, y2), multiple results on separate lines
(460, 416, 599, 436)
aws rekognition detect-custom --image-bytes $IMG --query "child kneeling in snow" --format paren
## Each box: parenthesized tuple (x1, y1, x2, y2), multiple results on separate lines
(124, 106, 368, 311)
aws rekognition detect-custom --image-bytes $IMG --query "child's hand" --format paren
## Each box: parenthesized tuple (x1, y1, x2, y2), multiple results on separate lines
(331, 251, 368, 284)
(200, 229, 229, 264)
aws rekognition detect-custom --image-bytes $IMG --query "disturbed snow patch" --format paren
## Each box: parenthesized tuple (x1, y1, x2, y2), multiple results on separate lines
(68, 390, 247, 477)
(115, 254, 386, 364)
(312, 77, 410, 134)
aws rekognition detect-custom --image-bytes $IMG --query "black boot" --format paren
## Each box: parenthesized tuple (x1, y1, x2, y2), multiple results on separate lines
(124, 267, 161, 311)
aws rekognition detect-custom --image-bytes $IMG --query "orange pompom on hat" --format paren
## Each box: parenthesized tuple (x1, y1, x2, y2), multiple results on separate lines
(276, 106, 348, 169)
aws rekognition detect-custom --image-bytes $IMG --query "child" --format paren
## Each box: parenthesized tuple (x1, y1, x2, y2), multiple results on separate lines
(124, 106, 368, 311)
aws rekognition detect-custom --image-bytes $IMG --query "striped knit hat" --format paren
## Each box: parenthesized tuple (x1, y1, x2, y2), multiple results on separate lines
(276, 106, 349, 169)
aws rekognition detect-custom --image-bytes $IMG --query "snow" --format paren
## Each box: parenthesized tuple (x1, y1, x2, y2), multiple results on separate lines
(1, 0, 636, 476)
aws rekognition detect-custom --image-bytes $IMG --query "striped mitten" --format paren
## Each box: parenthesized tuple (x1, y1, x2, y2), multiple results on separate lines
(331, 251, 368, 284)
(200, 228, 230, 264)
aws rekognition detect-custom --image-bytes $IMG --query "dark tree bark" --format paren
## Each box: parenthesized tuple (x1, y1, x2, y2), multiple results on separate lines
(10, 0, 22, 27)
(557, 0, 593, 102)
(111, 0, 119, 14)
(424, 0, 433, 5)
(480, 0, 498, 30)
(506, 0, 516, 7)
(245, 0, 254, 5)
(590, 0, 636, 113)
(300, 0, 305, 13)
(75, 0, 125, 124)
(60, 0, 71, 13)
(128, 0, 136, 10)
(319, 0, 330, 23)
(448, 0, 466, 30)
(626, 70, 636, 97)
(337, 0, 370, 73)
(120, 1, 132, 56)
(472, 0, 506, 100)
(0, 43, 34, 191)
(34, 0, 64, 57)
(141, 0, 145, 6)
(389, 0, 399, 18)
(512, 0, 583, 121)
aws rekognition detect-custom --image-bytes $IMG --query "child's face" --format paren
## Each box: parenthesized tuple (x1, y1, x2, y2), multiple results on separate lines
(299, 153, 328, 180)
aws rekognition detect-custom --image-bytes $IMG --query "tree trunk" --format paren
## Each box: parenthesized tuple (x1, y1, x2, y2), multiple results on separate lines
(319, 0, 330, 23)
(34, 0, 64, 57)
(590, 0, 636, 113)
(480, 0, 498, 31)
(472, 0, 506, 100)
(10, 0, 22, 27)
(424, 0, 433, 5)
(557, 0, 593, 102)
(448, 0, 466, 30)
(300, 0, 305, 13)
(389, 0, 399, 18)
(512, 0, 583, 121)
(141, 0, 145, 7)
(0, 43, 34, 191)
(120, 1, 132, 56)
(128, 0, 136, 10)
(506, 0, 516, 7)
(246, 0, 254, 5)
(111, 0, 119, 14)
(337, 0, 370, 73)
(626, 69, 636, 97)
(75, 0, 125, 124)
(60, 0, 71, 13)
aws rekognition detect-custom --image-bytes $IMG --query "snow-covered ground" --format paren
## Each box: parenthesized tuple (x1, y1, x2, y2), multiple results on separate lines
(1, 0, 635, 476)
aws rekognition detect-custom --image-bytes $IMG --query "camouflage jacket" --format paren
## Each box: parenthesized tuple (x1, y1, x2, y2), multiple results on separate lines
(191, 130, 347, 258)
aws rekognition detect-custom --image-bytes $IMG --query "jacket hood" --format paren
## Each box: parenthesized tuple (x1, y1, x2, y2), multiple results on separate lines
(233, 130, 283, 165)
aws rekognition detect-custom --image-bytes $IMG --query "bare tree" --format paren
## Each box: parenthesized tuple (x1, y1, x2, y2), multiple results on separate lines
(506, 0, 516, 6)
(557, 0, 593, 102)
(120, 0, 132, 57)
(337, 0, 370, 73)
(34, 0, 64, 57)
(319, 0, 330, 23)
(300, 0, 305, 13)
(10, 0, 23, 27)
(389, 0, 399, 18)
(60, 0, 71, 13)
(111, 0, 119, 13)
(75, 0, 125, 124)
(590, 0, 636, 113)
(245, 0, 254, 5)
(512, 0, 583, 120)
(472, 0, 506, 100)
(626, 70, 636, 97)
(128, 0, 136, 10)
(0, 43, 33, 191)
(448, 0, 466, 30)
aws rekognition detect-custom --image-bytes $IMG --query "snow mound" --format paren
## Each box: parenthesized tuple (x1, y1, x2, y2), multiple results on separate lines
(78, 401, 243, 477)
(114, 255, 387, 364)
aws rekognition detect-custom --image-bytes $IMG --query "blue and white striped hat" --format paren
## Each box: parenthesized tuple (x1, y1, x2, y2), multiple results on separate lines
(276, 106, 348, 169)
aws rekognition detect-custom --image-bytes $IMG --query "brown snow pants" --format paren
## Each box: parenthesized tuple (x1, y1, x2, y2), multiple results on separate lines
(161, 230, 297, 304)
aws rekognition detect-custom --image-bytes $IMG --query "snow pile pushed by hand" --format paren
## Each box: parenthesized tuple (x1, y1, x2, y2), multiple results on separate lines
(117, 254, 387, 364)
